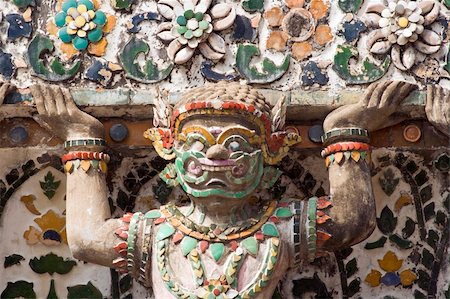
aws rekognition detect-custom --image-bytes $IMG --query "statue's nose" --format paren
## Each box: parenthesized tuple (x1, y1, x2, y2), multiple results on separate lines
(206, 144, 229, 160)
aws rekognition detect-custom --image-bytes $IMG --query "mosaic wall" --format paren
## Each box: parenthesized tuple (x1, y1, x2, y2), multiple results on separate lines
(0, 143, 448, 298)
(0, 0, 449, 298)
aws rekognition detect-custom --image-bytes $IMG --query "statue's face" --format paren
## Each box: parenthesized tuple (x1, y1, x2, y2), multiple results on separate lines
(173, 114, 264, 199)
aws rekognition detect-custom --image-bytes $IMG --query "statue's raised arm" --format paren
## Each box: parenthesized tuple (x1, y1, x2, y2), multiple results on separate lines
(306, 81, 416, 257)
(31, 84, 125, 268)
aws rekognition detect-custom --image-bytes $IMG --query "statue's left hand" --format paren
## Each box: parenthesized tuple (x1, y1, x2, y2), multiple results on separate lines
(31, 84, 104, 140)
(426, 85, 450, 137)
(323, 81, 416, 132)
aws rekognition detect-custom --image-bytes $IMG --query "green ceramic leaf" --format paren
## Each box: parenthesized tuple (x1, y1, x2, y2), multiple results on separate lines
(338, 0, 363, 13)
(241, 237, 258, 256)
(444, 0, 450, 8)
(28, 34, 81, 82)
(119, 37, 173, 83)
(414, 290, 427, 299)
(402, 217, 416, 239)
(39, 171, 61, 199)
(210, 243, 225, 262)
(12, 0, 34, 8)
(181, 236, 198, 256)
(119, 275, 132, 293)
(389, 234, 413, 249)
(364, 236, 387, 250)
(275, 207, 293, 218)
(145, 210, 162, 219)
(29, 253, 77, 275)
(417, 269, 431, 291)
(46, 280, 57, 299)
(262, 222, 279, 237)
(424, 202, 435, 222)
(67, 281, 103, 299)
(242, 0, 264, 12)
(347, 279, 360, 297)
(379, 168, 400, 196)
(110, 0, 133, 9)
(426, 229, 439, 250)
(333, 44, 390, 84)
(421, 248, 434, 270)
(376, 206, 397, 235)
(1, 281, 36, 299)
(236, 44, 290, 84)
(4, 254, 25, 268)
(345, 258, 358, 278)
(156, 223, 175, 241)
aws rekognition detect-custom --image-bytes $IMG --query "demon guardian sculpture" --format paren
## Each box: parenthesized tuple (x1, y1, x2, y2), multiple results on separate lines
(30, 81, 421, 299)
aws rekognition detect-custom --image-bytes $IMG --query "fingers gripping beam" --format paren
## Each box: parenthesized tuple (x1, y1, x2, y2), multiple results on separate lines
(42, 85, 57, 115)
(62, 88, 78, 115)
(380, 81, 403, 107)
(53, 86, 68, 115)
(396, 83, 416, 107)
(30, 85, 47, 115)
(362, 82, 379, 105)
(368, 81, 390, 108)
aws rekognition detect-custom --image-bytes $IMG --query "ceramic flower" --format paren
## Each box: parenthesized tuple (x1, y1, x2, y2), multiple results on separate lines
(23, 210, 67, 246)
(156, 0, 236, 64)
(53, 0, 115, 56)
(365, 0, 444, 71)
(365, 251, 417, 287)
(264, 0, 333, 61)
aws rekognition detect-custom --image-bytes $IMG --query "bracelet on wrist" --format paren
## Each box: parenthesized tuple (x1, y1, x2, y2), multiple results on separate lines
(62, 151, 110, 163)
(321, 141, 370, 158)
(322, 141, 371, 167)
(321, 127, 369, 145)
(64, 138, 106, 149)
(62, 151, 109, 174)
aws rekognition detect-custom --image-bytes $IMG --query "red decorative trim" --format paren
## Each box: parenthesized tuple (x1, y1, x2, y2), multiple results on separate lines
(321, 142, 370, 158)
(61, 151, 111, 163)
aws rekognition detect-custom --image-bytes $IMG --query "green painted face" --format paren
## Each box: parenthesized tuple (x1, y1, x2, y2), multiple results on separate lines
(173, 126, 265, 199)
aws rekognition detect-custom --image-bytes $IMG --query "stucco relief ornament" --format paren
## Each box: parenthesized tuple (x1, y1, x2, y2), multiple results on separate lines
(365, 0, 444, 71)
(156, 0, 236, 64)
(51, 0, 116, 57)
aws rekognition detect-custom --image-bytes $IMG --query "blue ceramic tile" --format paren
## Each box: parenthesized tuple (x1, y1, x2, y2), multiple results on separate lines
(6, 14, 32, 40)
(0, 50, 15, 79)
(342, 20, 366, 43)
(200, 60, 239, 82)
(301, 62, 328, 86)
(128, 12, 160, 33)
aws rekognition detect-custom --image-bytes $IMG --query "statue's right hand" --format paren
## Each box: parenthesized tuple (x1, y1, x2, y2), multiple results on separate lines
(31, 84, 104, 140)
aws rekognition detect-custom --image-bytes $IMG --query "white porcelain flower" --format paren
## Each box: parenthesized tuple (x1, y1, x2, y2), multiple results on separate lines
(156, 0, 236, 64)
(364, 0, 444, 71)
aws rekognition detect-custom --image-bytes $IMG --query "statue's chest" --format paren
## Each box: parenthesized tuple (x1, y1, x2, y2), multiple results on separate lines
(147, 202, 293, 299)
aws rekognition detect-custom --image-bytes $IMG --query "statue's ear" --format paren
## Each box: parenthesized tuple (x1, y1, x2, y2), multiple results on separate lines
(144, 128, 175, 160)
(263, 128, 302, 165)
(271, 95, 286, 132)
(147, 97, 175, 160)
(153, 97, 173, 128)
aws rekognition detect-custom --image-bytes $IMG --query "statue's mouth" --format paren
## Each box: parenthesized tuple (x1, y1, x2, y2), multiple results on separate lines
(206, 179, 227, 188)
(198, 158, 235, 172)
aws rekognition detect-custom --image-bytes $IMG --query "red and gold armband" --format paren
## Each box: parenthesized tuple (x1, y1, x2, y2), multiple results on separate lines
(62, 151, 110, 174)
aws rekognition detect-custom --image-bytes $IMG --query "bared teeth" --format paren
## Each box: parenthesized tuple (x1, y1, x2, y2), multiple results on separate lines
(201, 165, 233, 171)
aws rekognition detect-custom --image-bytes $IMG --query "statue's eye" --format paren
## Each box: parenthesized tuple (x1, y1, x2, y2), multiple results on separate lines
(191, 140, 205, 151)
(229, 141, 241, 151)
